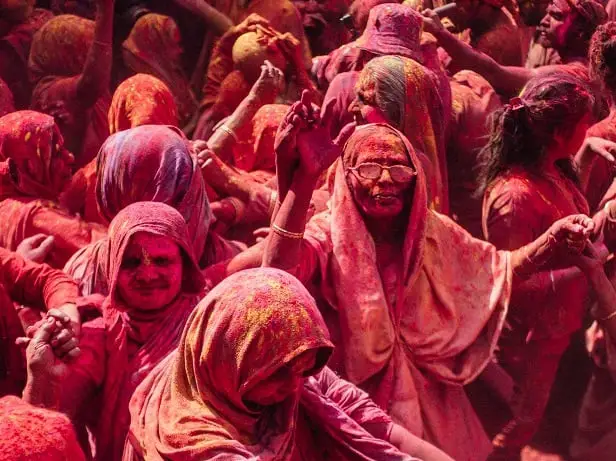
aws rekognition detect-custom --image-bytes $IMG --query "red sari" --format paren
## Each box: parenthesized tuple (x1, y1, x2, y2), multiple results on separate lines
(0, 111, 106, 269)
(62, 202, 205, 461)
(292, 125, 511, 460)
(126, 268, 415, 461)
(64, 125, 242, 295)
(121, 14, 197, 125)
(28, 15, 111, 168)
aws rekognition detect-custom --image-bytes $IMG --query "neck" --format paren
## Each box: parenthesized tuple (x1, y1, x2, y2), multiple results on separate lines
(364, 214, 407, 245)
(540, 146, 566, 176)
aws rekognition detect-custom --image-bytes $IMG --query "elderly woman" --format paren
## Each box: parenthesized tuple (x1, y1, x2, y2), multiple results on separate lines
(58, 201, 206, 461)
(256, 92, 595, 460)
(126, 268, 452, 461)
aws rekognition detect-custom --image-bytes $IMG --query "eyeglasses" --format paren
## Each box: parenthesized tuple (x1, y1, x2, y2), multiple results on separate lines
(347, 162, 418, 183)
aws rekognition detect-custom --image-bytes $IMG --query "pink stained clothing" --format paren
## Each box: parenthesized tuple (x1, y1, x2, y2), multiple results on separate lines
(125, 267, 417, 461)
(585, 109, 616, 212)
(0, 111, 107, 269)
(61, 202, 205, 461)
(322, 71, 358, 139)
(448, 70, 502, 238)
(291, 124, 512, 460)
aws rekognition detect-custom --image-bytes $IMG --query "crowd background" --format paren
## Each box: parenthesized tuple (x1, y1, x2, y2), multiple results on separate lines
(2, 0, 616, 460)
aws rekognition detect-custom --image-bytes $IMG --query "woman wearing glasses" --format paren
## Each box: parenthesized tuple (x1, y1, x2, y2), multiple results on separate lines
(259, 91, 596, 461)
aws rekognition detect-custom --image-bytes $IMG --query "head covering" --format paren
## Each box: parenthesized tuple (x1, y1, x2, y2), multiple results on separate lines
(28, 14, 94, 86)
(128, 267, 419, 460)
(108, 74, 179, 135)
(232, 30, 288, 83)
(96, 201, 204, 461)
(0, 79, 15, 117)
(306, 123, 511, 459)
(0, 396, 85, 461)
(95, 125, 211, 261)
(0, 110, 66, 200)
(231, 103, 289, 172)
(122, 14, 198, 124)
(355, 4, 423, 63)
(357, 56, 448, 211)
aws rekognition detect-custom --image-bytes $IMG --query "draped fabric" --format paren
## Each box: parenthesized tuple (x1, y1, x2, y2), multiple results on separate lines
(28, 14, 111, 167)
(0, 111, 106, 268)
(357, 57, 448, 212)
(64, 125, 221, 295)
(121, 14, 198, 125)
(108, 73, 179, 135)
(126, 268, 417, 461)
(93, 201, 205, 461)
(0, 78, 15, 116)
(301, 124, 511, 460)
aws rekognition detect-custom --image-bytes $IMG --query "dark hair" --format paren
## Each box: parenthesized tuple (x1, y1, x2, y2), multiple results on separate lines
(477, 73, 594, 194)
(589, 21, 616, 96)
(565, 0, 608, 56)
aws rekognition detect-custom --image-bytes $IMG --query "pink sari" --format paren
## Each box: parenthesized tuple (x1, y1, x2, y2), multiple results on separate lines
(126, 268, 417, 460)
(68, 202, 205, 461)
(300, 125, 511, 460)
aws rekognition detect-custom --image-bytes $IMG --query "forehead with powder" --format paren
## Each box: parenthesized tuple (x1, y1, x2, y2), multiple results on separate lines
(344, 128, 411, 166)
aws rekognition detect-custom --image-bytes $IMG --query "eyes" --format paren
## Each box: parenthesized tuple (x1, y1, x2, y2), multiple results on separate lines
(121, 255, 175, 270)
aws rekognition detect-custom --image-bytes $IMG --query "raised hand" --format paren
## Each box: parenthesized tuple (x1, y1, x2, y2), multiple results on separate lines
(421, 9, 446, 36)
(249, 60, 285, 105)
(548, 214, 595, 254)
(16, 234, 55, 263)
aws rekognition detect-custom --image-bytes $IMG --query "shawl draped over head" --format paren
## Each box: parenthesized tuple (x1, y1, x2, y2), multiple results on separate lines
(122, 14, 197, 124)
(95, 201, 205, 461)
(27, 14, 111, 167)
(127, 267, 419, 461)
(108, 74, 179, 135)
(356, 56, 448, 213)
(304, 124, 511, 461)
(0, 396, 85, 461)
(64, 125, 211, 295)
(231, 103, 289, 173)
(0, 110, 65, 201)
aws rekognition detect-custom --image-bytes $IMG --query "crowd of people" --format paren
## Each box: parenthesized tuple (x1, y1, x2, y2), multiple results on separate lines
(2, 0, 616, 459)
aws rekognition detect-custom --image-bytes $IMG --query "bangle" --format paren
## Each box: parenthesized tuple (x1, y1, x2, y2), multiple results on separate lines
(272, 223, 304, 239)
(598, 309, 616, 322)
(604, 201, 616, 223)
(224, 197, 244, 224)
(218, 124, 239, 143)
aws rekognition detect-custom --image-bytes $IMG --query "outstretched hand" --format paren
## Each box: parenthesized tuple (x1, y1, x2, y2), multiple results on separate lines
(549, 214, 595, 256)
(249, 60, 286, 104)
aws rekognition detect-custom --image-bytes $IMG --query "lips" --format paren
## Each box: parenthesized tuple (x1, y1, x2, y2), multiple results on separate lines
(372, 194, 399, 204)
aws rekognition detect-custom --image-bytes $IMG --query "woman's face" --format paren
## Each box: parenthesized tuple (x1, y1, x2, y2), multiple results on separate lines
(243, 351, 317, 406)
(116, 232, 183, 311)
(346, 136, 415, 219)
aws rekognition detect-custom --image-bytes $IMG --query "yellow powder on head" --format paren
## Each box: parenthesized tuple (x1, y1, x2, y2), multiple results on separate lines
(231, 32, 287, 83)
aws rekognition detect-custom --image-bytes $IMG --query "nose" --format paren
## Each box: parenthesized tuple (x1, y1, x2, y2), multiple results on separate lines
(378, 167, 394, 184)
(134, 264, 159, 283)
(538, 14, 549, 27)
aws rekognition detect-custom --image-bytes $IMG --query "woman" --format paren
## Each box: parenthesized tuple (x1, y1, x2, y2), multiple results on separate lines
(60, 73, 179, 222)
(256, 92, 595, 460)
(59, 201, 205, 461)
(64, 125, 244, 296)
(349, 55, 448, 212)
(479, 74, 598, 455)
(28, 3, 114, 168)
(0, 111, 106, 269)
(0, 0, 52, 109)
(121, 13, 198, 126)
(126, 268, 452, 461)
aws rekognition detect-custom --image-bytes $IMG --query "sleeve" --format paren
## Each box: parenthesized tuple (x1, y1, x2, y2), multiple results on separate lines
(27, 203, 107, 269)
(0, 247, 79, 311)
(200, 37, 235, 109)
(316, 367, 394, 440)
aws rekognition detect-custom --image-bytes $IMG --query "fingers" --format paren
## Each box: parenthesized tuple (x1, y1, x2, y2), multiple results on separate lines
(21, 234, 48, 247)
(30, 316, 58, 346)
(37, 235, 55, 255)
(320, 98, 335, 131)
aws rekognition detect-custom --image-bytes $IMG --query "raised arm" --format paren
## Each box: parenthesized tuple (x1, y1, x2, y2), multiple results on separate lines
(171, 0, 233, 34)
(422, 10, 534, 97)
(75, 0, 114, 107)
(263, 91, 353, 270)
